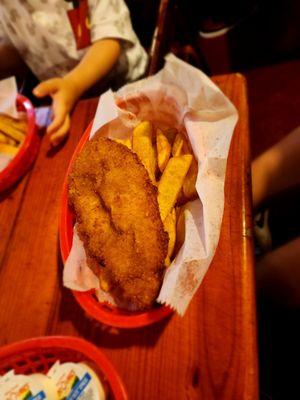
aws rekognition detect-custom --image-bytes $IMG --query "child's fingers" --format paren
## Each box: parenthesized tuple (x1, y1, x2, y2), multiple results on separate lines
(49, 114, 70, 147)
(33, 78, 61, 98)
(46, 103, 67, 135)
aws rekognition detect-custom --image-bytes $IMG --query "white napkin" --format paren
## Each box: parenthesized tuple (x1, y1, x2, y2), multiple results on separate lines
(0, 77, 19, 172)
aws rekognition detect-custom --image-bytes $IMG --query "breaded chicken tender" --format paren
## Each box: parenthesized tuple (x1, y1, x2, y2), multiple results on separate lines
(69, 135, 169, 309)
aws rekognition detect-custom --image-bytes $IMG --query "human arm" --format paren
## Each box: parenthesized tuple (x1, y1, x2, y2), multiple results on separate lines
(252, 126, 300, 209)
(33, 38, 121, 146)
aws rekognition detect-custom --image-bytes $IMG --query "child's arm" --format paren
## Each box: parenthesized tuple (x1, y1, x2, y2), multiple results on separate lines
(33, 39, 121, 146)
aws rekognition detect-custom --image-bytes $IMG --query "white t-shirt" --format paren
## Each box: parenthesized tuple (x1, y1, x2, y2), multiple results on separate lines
(0, 0, 148, 85)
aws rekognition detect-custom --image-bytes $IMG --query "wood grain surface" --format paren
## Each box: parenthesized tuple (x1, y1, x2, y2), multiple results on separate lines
(0, 74, 258, 399)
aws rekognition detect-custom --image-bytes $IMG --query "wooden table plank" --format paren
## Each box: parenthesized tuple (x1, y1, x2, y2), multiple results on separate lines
(0, 177, 29, 268)
(0, 74, 258, 399)
(0, 101, 95, 344)
(197, 73, 258, 399)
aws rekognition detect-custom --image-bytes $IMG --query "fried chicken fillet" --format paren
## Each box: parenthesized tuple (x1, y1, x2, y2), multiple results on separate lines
(69, 135, 169, 309)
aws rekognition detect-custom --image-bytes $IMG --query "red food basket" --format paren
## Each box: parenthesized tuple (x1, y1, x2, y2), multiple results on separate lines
(0, 94, 40, 193)
(60, 122, 173, 329)
(0, 336, 128, 399)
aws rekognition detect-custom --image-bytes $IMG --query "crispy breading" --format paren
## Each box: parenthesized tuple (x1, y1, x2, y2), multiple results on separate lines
(69, 136, 168, 309)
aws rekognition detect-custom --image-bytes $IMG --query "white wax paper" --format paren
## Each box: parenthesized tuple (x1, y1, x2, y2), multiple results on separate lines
(0, 77, 19, 172)
(0, 154, 11, 172)
(0, 77, 18, 119)
(63, 54, 238, 315)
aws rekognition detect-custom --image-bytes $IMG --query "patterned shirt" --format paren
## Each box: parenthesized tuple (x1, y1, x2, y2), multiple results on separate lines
(0, 0, 148, 84)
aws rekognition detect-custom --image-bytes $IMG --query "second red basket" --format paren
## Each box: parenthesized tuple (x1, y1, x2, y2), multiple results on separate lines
(0, 94, 40, 193)
(0, 336, 127, 400)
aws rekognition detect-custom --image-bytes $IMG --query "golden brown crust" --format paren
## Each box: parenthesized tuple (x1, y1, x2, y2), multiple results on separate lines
(68, 135, 169, 309)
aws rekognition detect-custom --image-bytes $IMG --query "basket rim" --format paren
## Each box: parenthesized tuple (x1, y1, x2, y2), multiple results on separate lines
(59, 118, 173, 329)
(0, 336, 128, 400)
(0, 94, 40, 191)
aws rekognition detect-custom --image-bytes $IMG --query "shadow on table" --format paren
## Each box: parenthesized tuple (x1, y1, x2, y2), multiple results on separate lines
(55, 241, 172, 349)
(258, 294, 300, 400)
(0, 180, 22, 202)
(46, 136, 69, 158)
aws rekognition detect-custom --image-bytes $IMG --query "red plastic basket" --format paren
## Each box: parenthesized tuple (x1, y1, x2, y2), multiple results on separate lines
(59, 122, 173, 329)
(0, 336, 128, 399)
(0, 94, 40, 193)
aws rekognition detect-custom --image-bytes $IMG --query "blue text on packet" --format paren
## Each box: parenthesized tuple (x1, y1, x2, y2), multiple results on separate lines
(67, 372, 92, 400)
(29, 391, 46, 400)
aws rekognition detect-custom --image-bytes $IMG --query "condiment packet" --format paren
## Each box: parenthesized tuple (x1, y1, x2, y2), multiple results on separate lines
(0, 362, 106, 399)
(48, 361, 106, 399)
(0, 370, 50, 399)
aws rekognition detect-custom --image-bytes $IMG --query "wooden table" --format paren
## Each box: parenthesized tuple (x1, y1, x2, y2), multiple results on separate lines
(0, 74, 258, 399)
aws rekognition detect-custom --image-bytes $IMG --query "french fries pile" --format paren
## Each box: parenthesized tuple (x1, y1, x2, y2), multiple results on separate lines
(115, 121, 198, 266)
(0, 113, 27, 156)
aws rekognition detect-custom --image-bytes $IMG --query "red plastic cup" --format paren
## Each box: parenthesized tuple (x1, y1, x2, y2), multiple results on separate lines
(0, 336, 128, 399)
(60, 122, 173, 329)
(0, 94, 40, 193)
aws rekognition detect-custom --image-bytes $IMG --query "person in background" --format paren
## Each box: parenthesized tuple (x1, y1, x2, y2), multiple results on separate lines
(252, 126, 300, 306)
(0, 0, 148, 146)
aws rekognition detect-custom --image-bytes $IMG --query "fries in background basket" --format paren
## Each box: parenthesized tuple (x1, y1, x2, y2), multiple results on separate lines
(0, 143, 19, 156)
(0, 132, 8, 144)
(0, 113, 27, 158)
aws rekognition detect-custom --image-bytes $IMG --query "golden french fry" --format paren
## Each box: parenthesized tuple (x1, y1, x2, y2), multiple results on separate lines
(158, 154, 193, 221)
(175, 207, 185, 252)
(0, 132, 17, 146)
(0, 143, 19, 156)
(114, 137, 132, 150)
(172, 133, 184, 156)
(8, 137, 18, 146)
(183, 157, 198, 200)
(172, 132, 190, 156)
(132, 121, 157, 183)
(156, 128, 171, 173)
(0, 113, 27, 133)
(165, 256, 171, 268)
(164, 128, 177, 146)
(0, 118, 25, 142)
(0, 132, 8, 144)
(164, 208, 176, 261)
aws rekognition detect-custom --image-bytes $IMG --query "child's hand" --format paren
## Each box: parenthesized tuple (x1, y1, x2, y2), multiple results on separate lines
(33, 78, 78, 146)
(33, 39, 121, 146)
